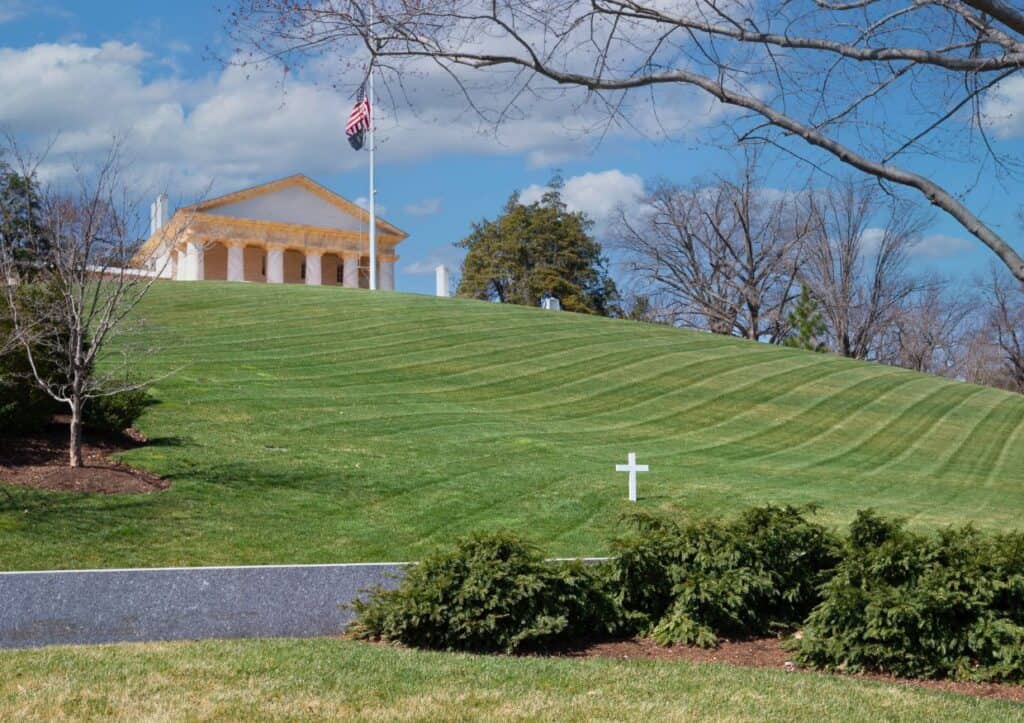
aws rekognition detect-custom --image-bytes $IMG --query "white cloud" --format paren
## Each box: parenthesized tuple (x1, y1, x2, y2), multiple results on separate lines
(859, 227, 887, 254)
(520, 170, 645, 232)
(859, 228, 971, 259)
(166, 40, 191, 55)
(404, 197, 442, 216)
(353, 196, 388, 217)
(526, 149, 579, 169)
(404, 247, 464, 275)
(0, 1, 72, 24)
(983, 76, 1024, 138)
(0, 37, 726, 200)
(910, 233, 973, 258)
(0, 5, 20, 23)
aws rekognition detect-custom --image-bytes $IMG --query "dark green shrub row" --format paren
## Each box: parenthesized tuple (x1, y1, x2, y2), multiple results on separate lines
(350, 532, 622, 653)
(83, 387, 150, 434)
(796, 510, 1024, 682)
(610, 505, 841, 647)
(350, 508, 1024, 681)
(351, 506, 837, 653)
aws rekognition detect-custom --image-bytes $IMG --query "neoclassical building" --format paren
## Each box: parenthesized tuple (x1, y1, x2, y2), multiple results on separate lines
(134, 175, 407, 289)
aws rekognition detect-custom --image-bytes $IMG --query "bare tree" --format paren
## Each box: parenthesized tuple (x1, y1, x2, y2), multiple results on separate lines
(616, 290, 677, 325)
(801, 180, 926, 360)
(0, 143, 189, 467)
(880, 279, 975, 376)
(977, 269, 1024, 392)
(615, 155, 811, 342)
(226, 0, 1024, 282)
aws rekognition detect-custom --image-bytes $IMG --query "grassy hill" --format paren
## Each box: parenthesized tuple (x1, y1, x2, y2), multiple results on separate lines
(2, 281, 1024, 570)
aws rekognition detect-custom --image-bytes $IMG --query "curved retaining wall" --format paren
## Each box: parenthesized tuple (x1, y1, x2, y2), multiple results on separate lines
(0, 562, 406, 649)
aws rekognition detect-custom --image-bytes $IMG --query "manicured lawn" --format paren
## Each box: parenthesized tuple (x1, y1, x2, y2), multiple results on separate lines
(1, 638, 1020, 721)
(2, 282, 1024, 570)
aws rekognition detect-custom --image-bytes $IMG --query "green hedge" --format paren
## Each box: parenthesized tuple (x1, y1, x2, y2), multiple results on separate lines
(349, 532, 622, 653)
(350, 508, 1024, 682)
(610, 505, 841, 647)
(83, 387, 150, 434)
(797, 510, 1024, 682)
(1, 297, 59, 434)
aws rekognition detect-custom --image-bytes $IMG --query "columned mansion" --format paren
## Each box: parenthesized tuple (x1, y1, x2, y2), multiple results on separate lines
(134, 175, 408, 290)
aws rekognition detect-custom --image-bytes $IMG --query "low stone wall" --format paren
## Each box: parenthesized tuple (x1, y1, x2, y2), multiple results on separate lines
(0, 562, 406, 649)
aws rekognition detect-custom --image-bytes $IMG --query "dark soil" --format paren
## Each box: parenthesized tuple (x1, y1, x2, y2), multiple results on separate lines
(555, 636, 1024, 704)
(0, 421, 167, 494)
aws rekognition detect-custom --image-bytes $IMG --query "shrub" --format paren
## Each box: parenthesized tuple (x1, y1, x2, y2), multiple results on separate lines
(610, 505, 841, 647)
(349, 532, 622, 653)
(83, 386, 149, 434)
(797, 510, 1024, 682)
(0, 362, 57, 433)
(0, 304, 59, 435)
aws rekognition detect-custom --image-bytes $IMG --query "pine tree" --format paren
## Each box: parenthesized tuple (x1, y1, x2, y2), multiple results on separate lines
(0, 161, 46, 278)
(784, 286, 828, 352)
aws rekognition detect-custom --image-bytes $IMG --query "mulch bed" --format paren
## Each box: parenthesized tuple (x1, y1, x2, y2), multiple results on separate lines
(553, 636, 1024, 704)
(0, 421, 167, 495)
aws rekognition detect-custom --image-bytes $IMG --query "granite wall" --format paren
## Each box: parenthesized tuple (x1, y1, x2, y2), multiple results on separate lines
(0, 562, 406, 649)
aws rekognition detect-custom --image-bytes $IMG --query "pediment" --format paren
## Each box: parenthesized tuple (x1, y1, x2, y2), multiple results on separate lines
(194, 175, 406, 239)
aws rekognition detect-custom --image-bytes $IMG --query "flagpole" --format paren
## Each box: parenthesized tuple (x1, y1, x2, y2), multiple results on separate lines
(367, 7, 377, 291)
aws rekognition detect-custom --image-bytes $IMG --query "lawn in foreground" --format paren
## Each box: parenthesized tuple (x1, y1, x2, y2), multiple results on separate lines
(2, 282, 1024, 570)
(1, 638, 1020, 721)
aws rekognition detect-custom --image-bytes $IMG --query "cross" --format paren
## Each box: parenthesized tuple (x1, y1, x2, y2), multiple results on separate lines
(616, 452, 649, 502)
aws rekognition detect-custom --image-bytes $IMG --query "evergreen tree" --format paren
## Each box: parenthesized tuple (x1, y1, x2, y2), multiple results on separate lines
(456, 179, 619, 315)
(0, 163, 56, 432)
(784, 286, 828, 352)
(0, 160, 46, 277)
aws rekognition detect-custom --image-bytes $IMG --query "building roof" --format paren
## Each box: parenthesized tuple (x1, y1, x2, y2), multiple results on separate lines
(133, 174, 408, 264)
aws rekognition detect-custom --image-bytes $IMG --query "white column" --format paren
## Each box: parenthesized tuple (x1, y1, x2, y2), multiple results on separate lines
(227, 244, 245, 282)
(342, 254, 359, 288)
(154, 251, 169, 278)
(266, 246, 284, 284)
(168, 250, 178, 280)
(186, 241, 204, 281)
(305, 251, 322, 286)
(379, 259, 395, 291)
(435, 265, 449, 297)
(174, 248, 186, 281)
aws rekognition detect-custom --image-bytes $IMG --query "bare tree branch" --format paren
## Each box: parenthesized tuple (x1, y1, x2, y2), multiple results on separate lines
(615, 150, 811, 342)
(0, 139, 193, 467)
(225, 0, 1024, 281)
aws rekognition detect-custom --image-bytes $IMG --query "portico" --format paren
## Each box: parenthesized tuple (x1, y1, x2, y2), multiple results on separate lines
(135, 175, 407, 290)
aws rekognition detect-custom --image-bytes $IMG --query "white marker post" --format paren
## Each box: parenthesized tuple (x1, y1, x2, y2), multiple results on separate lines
(616, 452, 649, 502)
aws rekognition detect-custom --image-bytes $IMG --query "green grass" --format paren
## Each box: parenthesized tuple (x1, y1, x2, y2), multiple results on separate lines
(2, 281, 1024, 570)
(1, 638, 1020, 721)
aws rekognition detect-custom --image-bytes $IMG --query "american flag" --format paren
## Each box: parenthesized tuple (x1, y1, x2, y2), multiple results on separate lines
(346, 84, 372, 150)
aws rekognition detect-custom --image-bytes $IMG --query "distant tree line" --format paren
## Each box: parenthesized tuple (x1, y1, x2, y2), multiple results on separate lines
(453, 158, 1021, 393)
(613, 155, 1024, 393)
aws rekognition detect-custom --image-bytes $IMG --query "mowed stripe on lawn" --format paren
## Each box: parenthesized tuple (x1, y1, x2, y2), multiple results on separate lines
(1, 282, 1022, 570)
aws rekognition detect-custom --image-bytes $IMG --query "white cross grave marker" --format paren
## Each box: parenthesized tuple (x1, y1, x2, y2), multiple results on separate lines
(616, 452, 649, 502)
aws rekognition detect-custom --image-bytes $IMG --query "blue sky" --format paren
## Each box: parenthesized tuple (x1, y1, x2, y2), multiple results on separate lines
(2, 0, 1023, 295)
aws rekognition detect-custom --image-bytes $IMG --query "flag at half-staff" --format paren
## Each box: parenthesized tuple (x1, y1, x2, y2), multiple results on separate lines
(346, 83, 372, 150)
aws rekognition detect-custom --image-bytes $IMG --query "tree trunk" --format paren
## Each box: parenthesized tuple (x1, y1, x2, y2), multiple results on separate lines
(69, 400, 83, 468)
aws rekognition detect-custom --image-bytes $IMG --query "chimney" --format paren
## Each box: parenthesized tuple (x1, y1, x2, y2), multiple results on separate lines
(435, 264, 450, 297)
(151, 194, 169, 236)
